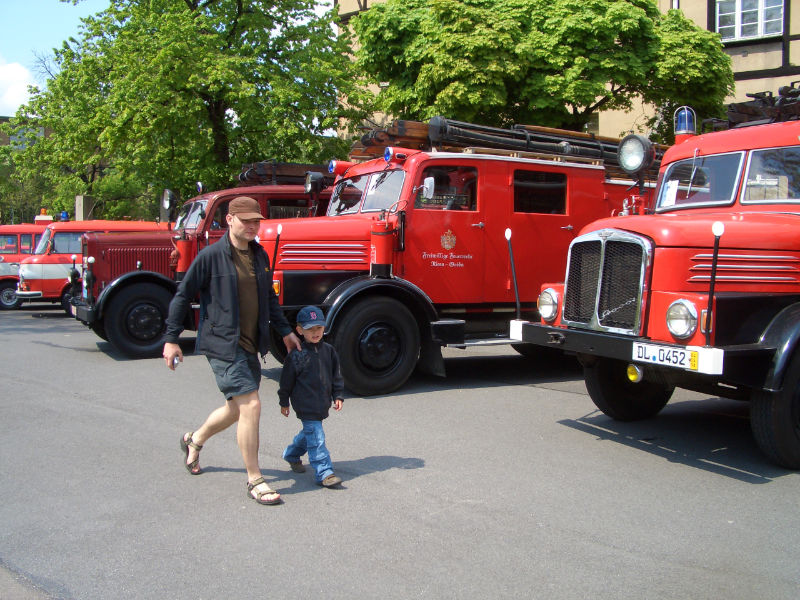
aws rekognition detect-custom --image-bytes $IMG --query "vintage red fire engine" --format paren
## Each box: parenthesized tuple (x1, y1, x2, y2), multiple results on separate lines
(0, 222, 46, 309)
(257, 117, 663, 396)
(72, 162, 331, 357)
(17, 219, 168, 314)
(510, 86, 800, 468)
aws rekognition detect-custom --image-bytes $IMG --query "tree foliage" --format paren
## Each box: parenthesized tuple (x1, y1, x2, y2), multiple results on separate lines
(1, 0, 372, 222)
(353, 0, 733, 133)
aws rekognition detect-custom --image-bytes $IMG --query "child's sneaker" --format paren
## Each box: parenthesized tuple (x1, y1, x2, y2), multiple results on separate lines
(288, 461, 306, 473)
(320, 474, 342, 487)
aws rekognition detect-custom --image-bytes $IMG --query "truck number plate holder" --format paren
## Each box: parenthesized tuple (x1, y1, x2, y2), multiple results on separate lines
(632, 342, 698, 370)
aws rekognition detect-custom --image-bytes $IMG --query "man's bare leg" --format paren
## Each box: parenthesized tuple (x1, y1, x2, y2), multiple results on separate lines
(232, 390, 262, 483)
(184, 399, 240, 469)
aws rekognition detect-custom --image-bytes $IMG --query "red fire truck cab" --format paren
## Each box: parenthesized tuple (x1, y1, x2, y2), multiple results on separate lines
(17, 220, 168, 313)
(73, 162, 331, 357)
(259, 118, 662, 396)
(0, 223, 46, 309)
(511, 86, 800, 468)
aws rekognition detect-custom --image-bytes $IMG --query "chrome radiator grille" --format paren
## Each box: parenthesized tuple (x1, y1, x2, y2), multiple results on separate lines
(562, 231, 649, 334)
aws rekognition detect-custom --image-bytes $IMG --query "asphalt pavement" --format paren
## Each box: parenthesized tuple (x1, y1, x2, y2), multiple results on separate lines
(1, 303, 798, 599)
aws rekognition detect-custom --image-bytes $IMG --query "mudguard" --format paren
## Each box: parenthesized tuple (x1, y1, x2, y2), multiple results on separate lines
(759, 302, 800, 392)
(95, 271, 177, 320)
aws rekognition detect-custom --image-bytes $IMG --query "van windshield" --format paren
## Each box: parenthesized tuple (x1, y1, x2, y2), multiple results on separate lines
(327, 170, 405, 216)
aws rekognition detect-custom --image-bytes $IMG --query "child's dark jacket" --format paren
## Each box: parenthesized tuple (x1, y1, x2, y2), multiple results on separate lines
(278, 339, 344, 420)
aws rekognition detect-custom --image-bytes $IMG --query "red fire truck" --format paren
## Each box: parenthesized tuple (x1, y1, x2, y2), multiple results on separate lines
(17, 219, 168, 313)
(256, 117, 664, 396)
(0, 223, 47, 309)
(510, 86, 800, 468)
(72, 162, 332, 357)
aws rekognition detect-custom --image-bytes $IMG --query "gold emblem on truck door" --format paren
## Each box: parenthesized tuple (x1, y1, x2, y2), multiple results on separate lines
(440, 230, 456, 250)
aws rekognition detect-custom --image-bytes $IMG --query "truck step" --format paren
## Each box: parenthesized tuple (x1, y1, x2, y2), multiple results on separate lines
(446, 337, 516, 348)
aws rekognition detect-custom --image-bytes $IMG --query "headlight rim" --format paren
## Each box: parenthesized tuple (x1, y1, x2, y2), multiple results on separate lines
(538, 287, 560, 323)
(666, 298, 698, 339)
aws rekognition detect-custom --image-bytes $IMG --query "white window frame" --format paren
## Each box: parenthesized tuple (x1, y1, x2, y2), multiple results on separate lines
(716, 0, 784, 42)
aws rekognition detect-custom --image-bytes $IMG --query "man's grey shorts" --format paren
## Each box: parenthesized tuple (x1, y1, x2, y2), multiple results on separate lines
(207, 345, 262, 400)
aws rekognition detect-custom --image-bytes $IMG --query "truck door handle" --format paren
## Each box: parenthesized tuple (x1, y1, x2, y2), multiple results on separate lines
(561, 225, 574, 231)
(471, 222, 485, 229)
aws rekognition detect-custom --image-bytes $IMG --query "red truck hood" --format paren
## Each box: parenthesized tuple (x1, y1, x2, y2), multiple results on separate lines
(585, 210, 800, 251)
(258, 215, 372, 242)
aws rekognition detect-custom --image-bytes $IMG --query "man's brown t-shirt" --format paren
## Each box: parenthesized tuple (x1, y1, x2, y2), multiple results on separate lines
(231, 246, 259, 354)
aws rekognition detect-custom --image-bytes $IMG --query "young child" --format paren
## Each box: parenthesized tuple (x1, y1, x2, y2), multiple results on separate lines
(279, 305, 345, 487)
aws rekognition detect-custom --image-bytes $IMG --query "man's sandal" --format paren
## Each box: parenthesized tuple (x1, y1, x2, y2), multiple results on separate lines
(180, 432, 203, 475)
(247, 477, 282, 505)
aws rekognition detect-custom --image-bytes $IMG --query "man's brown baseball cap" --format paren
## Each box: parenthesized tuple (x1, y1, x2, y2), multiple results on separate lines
(228, 196, 264, 220)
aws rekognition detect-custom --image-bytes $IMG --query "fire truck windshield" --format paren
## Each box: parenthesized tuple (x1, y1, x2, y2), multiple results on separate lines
(175, 200, 208, 230)
(327, 170, 405, 216)
(656, 152, 743, 211)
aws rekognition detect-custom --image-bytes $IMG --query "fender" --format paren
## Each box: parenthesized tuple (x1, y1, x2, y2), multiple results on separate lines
(95, 270, 177, 320)
(322, 275, 437, 333)
(759, 302, 800, 392)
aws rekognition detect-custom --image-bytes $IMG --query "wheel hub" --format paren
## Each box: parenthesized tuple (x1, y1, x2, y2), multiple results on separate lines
(1, 287, 16, 306)
(358, 323, 400, 371)
(125, 304, 164, 341)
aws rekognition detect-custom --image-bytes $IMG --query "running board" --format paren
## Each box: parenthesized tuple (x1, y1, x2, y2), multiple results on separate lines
(445, 337, 516, 348)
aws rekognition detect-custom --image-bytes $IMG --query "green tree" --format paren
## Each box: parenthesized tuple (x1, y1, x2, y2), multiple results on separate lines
(2, 0, 372, 220)
(353, 0, 733, 134)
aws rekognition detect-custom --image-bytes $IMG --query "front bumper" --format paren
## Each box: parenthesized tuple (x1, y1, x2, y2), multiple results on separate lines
(510, 320, 773, 383)
(72, 300, 97, 325)
(15, 290, 43, 299)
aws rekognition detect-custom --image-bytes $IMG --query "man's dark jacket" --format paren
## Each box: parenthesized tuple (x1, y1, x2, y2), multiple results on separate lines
(163, 232, 292, 360)
(278, 339, 344, 421)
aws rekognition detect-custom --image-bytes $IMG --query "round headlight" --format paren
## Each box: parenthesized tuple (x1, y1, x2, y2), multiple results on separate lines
(666, 299, 697, 339)
(618, 134, 655, 176)
(538, 288, 559, 323)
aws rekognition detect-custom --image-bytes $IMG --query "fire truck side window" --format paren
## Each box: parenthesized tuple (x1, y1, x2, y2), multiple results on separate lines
(211, 201, 229, 230)
(0, 235, 17, 254)
(742, 146, 800, 203)
(416, 166, 477, 210)
(53, 232, 84, 254)
(21, 234, 34, 253)
(513, 170, 566, 214)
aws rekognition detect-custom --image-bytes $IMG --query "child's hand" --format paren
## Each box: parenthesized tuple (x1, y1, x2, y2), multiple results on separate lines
(281, 406, 290, 417)
(333, 399, 343, 411)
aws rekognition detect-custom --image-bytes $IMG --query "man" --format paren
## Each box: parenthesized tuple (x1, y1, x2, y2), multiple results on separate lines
(163, 196, 301, 505)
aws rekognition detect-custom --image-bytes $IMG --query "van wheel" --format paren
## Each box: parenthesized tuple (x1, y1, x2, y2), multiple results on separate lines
(333, 297, 420, 396)
(105, 283, 171, 358)
(750, 353, 800, 469)
(584, 357, 674, 421)
(0, 281, 21, 310)
(60, 291, 74, 316)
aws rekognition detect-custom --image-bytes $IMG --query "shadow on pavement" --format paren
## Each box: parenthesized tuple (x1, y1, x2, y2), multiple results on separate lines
(559, 397, 794, 483)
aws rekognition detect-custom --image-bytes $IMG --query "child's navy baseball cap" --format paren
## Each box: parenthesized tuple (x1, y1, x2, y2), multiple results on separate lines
(297, 305, 326, 329)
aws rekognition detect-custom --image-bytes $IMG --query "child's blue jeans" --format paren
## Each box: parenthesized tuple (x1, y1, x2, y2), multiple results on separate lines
(282, 419, 334, 483)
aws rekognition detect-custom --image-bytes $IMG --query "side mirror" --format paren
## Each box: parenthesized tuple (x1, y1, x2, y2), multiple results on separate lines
(162, 189, 176, 211)
(422, 176, 435, 200)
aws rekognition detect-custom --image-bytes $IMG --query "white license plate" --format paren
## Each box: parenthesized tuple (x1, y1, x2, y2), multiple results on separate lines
(632, 342, 698, 370)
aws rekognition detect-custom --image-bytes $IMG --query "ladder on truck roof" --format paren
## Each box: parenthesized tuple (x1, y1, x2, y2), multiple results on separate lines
(349, 116, 665, 181)
(237, 160, 334, 187)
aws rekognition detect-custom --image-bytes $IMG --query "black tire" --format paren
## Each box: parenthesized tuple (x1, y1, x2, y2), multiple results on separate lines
(332, 297, 420, 396)
(105, 283, 171, 358)
(584, 357, 674, 421)
(90, 322, 108, 341)
(0, 281, 21, 310)
(60, 291, 74, 316)
(269, 327, 288, 364)
(750, 353, 800, 469)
